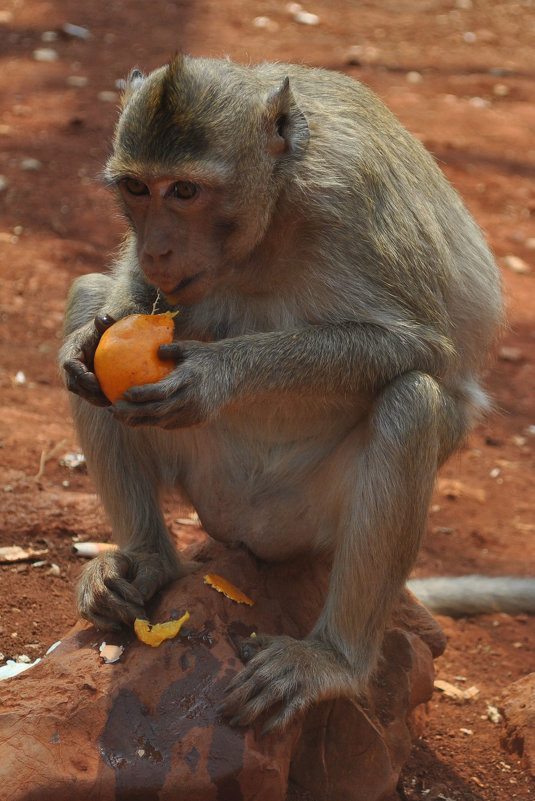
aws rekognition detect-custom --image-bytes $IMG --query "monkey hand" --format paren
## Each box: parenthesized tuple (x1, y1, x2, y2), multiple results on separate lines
(61, 314, 116, 406)
(77, 549, 180, 629)
(218, 634, 356, 734)
(111, 341, 229, 428)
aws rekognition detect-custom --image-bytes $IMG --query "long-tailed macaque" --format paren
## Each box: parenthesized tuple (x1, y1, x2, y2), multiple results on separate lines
(60, 55, 503, 731)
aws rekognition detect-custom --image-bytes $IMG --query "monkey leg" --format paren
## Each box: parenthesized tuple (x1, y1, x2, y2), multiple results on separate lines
(72, 398, 184, 628)
(220, 371, 468, 731)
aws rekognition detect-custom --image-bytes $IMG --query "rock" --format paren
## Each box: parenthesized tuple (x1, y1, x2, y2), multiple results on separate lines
(33, 48, 58, 62)
(501, 672, 535, 776)
(0, 540, 444, 801)
(503, 254, 531, 274)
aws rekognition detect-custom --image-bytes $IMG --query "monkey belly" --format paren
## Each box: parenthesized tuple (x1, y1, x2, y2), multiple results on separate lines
(174, 404, 366, 561)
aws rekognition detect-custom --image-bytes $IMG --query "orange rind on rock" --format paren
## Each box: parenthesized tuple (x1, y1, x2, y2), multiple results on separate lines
(134, 611, 190, 647)
(203, 573, 254, 606)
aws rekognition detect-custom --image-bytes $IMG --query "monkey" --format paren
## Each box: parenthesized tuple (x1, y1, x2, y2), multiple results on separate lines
(60, 54, 504, 732)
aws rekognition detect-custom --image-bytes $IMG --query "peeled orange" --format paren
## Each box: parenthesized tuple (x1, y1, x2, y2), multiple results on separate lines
(94, 312, 176, 403)
(134, 611, 190, 647)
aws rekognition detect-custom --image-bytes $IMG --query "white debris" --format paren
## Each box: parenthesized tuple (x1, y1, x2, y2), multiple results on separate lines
(99, 643, 124, 663)
(20, 158, 42, 172)
(67, 75, 89, 88)
(33, 48, 58, 63)
(60, 451, 86, 470)
(62, 23, 91, 39)
(98, 91, 119, 103)
(503, 254, 531, 274)
(294, 10, 319, 24)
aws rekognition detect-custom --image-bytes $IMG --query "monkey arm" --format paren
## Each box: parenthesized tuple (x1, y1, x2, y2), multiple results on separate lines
(109, 320, 456, 429)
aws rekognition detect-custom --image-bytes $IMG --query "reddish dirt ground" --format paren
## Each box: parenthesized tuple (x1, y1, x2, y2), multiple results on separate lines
(1, 1, 534, 798)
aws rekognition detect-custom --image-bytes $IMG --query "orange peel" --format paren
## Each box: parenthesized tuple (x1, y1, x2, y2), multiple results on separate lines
(134, 611, 190, 647)
(204, 573, 254, 606)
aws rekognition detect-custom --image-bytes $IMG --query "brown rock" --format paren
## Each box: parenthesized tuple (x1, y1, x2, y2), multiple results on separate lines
(501, 672, 535, 776)
(0, 540, 444, 801)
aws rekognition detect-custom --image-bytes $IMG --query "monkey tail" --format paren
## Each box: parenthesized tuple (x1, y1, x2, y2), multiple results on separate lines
(407, 575, 535, 617)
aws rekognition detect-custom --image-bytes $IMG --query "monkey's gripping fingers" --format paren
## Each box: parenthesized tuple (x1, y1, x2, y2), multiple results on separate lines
(112, 341, 230, 428)
(218, 635, 356, 734)
(60, 314, 116, 406)
(77, 549, 177, 630)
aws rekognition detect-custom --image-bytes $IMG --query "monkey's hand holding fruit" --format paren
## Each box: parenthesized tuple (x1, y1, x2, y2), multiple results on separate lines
(63, 314, 230, 428)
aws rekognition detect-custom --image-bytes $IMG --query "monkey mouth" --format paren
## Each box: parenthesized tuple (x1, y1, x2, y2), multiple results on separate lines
(162, 272, 204, 302)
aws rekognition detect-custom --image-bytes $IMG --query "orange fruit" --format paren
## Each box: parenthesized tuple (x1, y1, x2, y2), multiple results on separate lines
(94, 312, 176, 403)
(134, 611, 190, 647)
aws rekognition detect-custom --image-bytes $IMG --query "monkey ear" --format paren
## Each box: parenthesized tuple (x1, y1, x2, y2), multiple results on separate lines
(264, 77, 310, 158)
(118, 68, 146, 107)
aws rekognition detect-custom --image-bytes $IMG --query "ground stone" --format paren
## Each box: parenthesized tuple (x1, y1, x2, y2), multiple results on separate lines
(0, 540, 444, 801)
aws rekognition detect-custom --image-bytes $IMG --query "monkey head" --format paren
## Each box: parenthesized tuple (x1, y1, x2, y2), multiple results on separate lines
(105, 55, 310, 306)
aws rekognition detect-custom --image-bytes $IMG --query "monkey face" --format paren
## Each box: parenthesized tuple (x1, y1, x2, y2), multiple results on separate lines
(104, 55, 310, 306)
(115, 171, 241, 306)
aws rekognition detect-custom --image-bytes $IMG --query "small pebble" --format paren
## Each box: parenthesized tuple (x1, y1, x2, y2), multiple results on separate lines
(252, 16, 278, 31)
(33, 48, 58, 63)
(468, 97, 490, 109)
(15, 654, 31, 664)
(493, 83, 510, 97)
(503, 254, 531, 274)
(62, 22, 91, 40)
(294, 10, 319, 25)
(406, 71, 423, 84)
(487, 704, 502, 724)
(463, 31, 477, 43)
(67, 75, 89, 88)
(0, 176, 9, 192)
(20, 158, 42, 172)
(47, 563, 61, 577)
(41, 31, 58, 43)
(98, 91, 119, 103)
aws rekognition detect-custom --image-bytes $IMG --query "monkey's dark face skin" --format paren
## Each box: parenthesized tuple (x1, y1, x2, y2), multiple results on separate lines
(115, 173, 232, 306)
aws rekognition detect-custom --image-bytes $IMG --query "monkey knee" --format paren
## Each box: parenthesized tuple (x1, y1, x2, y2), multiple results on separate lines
(375, 371, 467, 460)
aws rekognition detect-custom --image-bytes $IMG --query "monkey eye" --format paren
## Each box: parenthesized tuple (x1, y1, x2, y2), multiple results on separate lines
(170, 181, 198, 200)
(122, 178, 149, 196)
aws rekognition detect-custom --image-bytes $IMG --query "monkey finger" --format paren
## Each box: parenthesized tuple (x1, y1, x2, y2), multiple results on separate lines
(130, 562, 169, 601)
(121, 383, 169, 403)
(64, 361, 110, 405)
(158, 343, 186, 362)
(94, 313, 116, 334)
(261, 694, 310, 735)
(226, 676, 295, 727)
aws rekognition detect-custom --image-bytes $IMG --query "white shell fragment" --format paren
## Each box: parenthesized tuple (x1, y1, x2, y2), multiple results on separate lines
(99, 643, 124, 663)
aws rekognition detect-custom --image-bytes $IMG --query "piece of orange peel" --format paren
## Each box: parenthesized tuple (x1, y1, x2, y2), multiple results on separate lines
(134, 611, 190, 647)
(204, 573, 254, 606)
